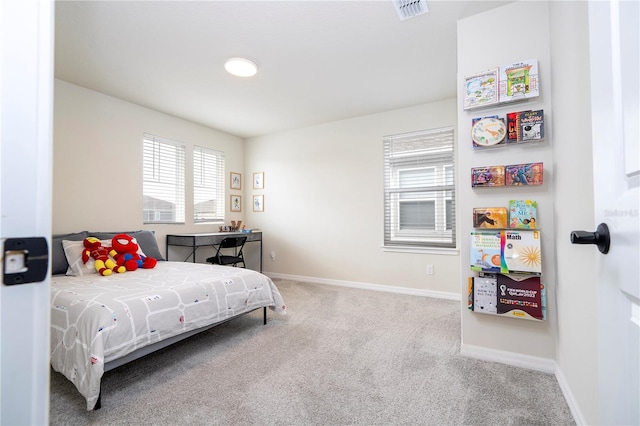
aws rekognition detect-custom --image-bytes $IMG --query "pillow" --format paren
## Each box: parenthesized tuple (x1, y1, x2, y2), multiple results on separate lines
(51, 231, 89, 275)
(91, 230, 165, 261)
(62, 239, 101, 276)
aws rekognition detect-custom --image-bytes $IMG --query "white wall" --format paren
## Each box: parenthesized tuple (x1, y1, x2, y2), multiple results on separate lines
(53, 79, 245, 262)
(458, 1, 556, 361)
(245, 100, 461, 296)
(549, 2, 598, 424)
(458, 2, 598, 424)
(54, 80, 460, 295)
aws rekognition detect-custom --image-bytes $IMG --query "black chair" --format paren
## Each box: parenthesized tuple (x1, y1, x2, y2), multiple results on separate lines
(206, 236, 247, 268)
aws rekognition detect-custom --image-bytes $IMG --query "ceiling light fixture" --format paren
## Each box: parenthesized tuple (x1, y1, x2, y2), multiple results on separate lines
(224, 57, 258, 78)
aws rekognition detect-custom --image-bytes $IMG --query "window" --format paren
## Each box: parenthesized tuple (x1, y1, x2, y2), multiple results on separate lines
(383, 127, 456, 248)
(193, 146, 225, 223)
(143, 134, 185, 224)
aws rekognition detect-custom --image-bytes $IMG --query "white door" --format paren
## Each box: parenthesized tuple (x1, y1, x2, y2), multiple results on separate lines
(0, 1, 53, 424)
(588, 1, 639, 424)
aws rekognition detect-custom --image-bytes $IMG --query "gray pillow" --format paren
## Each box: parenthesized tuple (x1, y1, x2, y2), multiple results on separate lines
(51, 231, 89, 275)
(90, 230, 165, 261)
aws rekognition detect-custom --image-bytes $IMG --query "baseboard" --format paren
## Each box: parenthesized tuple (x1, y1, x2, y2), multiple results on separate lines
(554, 365, 587, 425)
(462, 344, 583, 424)
(265, 272, 461, 301)
(461, 343, 556, 373)
(268, 272, 581, 423)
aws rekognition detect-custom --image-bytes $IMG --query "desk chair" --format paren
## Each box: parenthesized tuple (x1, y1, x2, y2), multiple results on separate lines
(206, 236, 247, 268)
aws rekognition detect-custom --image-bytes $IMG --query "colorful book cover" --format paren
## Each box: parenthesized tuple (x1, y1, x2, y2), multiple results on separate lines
(505, 162, 543, 186)
(471, 166, 505, 187)
(500, 230, 542, 275)
(519, 110, 544, 141)
(463, 68, 499, 110)
(471, 115, 504, 148)
(498, 59, 540, 103)
(506, 111, 521, 142)
(470, 231, 502, 272)
(497, 274, 544, 320)
(509, 200, 538, 229)
(473, 207, 508, 229)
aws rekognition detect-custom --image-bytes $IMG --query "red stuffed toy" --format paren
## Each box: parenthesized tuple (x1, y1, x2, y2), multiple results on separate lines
(111, 233, 157, 271)
(82, 237, 126, 276)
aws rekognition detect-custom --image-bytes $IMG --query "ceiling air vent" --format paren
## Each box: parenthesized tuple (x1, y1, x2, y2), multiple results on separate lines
(393, 0, 429, 21)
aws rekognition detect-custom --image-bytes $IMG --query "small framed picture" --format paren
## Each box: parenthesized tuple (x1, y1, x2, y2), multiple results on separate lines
(253, 195, 264, 212)
(230, 172, 241, 190)
(230, 195, 241, 212)
(253, 172, 264, 189)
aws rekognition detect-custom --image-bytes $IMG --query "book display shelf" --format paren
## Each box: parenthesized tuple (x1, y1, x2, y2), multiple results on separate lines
(465, 58, 547, 322)
(468, 201, 545, 321)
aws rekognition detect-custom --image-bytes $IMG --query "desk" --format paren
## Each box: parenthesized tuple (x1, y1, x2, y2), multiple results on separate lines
(166, 232, 263, 272)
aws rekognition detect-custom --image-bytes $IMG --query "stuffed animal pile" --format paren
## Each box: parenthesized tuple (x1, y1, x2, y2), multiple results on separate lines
(82, 233, 157, 276)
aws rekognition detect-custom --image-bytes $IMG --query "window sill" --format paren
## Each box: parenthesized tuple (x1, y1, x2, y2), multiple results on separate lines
(382, 245, 459, 255)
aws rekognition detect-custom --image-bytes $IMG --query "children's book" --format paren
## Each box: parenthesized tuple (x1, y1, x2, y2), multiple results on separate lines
(473, 207, 508, 229)
(470, 231, 502, 272)
(469, 273, 545, 321)
(471, 116, 506, 148)
(472, 273, 498, 314)
(498, 59, 540, 103)
(471, 166, 505, 187)
(501, 230, 542, 275)
(509, 200, 538, 229)
(496, 274, 544, 320)
(505, 162, 543, 186)
(471, 230, 542, 275)
(463, 68, 499, 110)
(519, 110, 544, 141)
(506, 111, 521, 142)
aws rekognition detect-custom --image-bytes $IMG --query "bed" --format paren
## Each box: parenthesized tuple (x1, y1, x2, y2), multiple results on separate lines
(49, 230, 286, 411)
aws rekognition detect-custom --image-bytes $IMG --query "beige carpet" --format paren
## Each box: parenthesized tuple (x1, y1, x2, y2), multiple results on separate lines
(50, 279, 575, 425)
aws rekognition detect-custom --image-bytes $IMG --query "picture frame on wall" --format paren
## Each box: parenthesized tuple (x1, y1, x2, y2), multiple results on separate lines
(230, 195, 241, 212)
(253, 194, 264, 212)
(253, 172, 264, 189)
(230, 172, 241, 190)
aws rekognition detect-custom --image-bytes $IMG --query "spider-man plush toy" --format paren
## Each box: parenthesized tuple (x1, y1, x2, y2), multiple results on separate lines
(111, 233, 157, 271)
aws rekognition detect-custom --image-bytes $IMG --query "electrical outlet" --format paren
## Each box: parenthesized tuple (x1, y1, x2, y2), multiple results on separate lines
(426, 264, 434, 275)
(270, 251, 276, 261)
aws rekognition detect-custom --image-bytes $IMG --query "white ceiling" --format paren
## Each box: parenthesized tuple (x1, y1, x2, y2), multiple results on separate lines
(54, 1, 510, 139)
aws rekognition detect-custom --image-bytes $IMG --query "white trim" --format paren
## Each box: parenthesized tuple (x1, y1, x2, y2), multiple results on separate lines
(381, 246, 459, 255)
(264, 272, 461, 301)
(461, 344, 579, 424)
(554, 365, 587, 426)
(265, 273, 579, 423)
(461, 343, 555, 373)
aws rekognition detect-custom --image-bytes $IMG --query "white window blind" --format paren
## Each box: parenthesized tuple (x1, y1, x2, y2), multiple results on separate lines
(193, 145, 225, 223)
(383, 127, 456, 248)
(143, 133, 185, 224)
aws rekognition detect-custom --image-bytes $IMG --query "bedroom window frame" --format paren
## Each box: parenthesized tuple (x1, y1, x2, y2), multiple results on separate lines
(383, 127, 456, 249)
(142, 133, 186, 224)
(193, 145, 225, 224)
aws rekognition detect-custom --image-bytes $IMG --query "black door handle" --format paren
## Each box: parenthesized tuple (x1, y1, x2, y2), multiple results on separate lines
(570, 223, 610, 254)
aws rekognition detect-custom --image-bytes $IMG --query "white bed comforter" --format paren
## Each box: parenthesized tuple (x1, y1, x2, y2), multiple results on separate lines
(50, 261, 286, 410)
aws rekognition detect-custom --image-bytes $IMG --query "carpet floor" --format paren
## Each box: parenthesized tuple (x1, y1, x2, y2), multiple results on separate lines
(50, 279, 575, 425)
